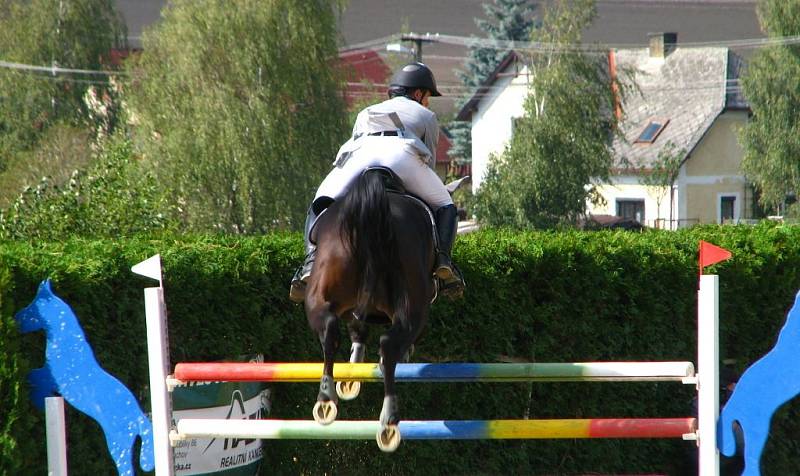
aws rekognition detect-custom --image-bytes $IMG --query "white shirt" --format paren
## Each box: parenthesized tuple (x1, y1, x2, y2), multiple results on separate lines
(335, 96, 439, 169)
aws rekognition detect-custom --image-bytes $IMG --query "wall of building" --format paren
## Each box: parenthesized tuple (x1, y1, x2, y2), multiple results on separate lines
(589, 178, 673, 228)
(470, 67, 529, 193)
(677, 110, 751, 225)
(590, 111, 750, 228)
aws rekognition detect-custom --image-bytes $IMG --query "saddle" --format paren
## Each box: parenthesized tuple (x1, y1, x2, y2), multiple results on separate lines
(362, 166, 406, 194)
(310, 167, 438, 250)
(361, 166, 438, 246)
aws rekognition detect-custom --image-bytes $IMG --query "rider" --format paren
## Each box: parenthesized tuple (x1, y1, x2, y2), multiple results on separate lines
(289, 62, 465, 303)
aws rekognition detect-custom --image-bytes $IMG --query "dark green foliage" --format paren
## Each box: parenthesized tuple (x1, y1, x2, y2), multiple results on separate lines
(2, 224, 800, 474)
(0, 136, 175, 240)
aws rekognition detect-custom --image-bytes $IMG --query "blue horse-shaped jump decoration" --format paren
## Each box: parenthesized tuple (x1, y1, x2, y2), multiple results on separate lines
(718, 289, 800, 476)
(15, 279, 154, 475)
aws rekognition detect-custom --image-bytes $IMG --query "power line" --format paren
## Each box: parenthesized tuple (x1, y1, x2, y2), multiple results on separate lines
(431, 33, 800, 53)
(349, 32, 800, 55)
(0, 60, 124, 76)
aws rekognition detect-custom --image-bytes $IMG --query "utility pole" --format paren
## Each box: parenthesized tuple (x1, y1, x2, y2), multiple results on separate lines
(400, 33, 440, 63)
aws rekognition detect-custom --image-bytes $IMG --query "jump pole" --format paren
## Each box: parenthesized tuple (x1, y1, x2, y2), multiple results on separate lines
(172, 417, 697, 441)
(170, 361, 694, 385)
(133, 255, 174, 476)
(138, 253, 722, 476)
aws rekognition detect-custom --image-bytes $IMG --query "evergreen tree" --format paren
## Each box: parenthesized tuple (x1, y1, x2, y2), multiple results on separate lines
(449, 0, 538, 167)
(739, 0, 800, 216)
(473, 0, 619, 228)
(126, 0, 348, 233)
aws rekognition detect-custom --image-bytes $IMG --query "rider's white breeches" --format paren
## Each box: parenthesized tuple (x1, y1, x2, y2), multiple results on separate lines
(314, 136, 453, 210)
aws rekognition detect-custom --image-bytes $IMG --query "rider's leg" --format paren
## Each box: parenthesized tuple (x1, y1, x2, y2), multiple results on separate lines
(432, 203, 464, 296)
(289, 206, 319, 303)
(386, 149, 465, 297)
(289, 197, 334, 303)
(290, 152, 366, 303)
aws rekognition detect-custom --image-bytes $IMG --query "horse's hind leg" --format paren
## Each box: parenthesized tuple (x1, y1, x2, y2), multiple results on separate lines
(308, 305, 340, 425)
(376, 312, 426, 452)
(337, 316, 368, 401)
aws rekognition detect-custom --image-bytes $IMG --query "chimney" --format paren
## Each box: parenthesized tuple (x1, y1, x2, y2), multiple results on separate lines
(608, 50, 622, 121)
(648, 32, 677, 58)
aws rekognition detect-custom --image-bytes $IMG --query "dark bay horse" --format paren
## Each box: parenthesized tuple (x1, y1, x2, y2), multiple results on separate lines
(304, 168, 436, 451)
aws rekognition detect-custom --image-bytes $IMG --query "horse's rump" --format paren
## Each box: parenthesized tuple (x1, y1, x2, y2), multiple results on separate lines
(312, 170, 434, 319)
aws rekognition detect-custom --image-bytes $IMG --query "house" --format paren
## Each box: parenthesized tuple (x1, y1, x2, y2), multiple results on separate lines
(457, 33, 754, 228)
(118, 0, 762, 120)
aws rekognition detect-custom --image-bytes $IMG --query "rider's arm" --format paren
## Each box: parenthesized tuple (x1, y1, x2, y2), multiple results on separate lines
(424, 111, 439, 169)
(351, 108, 370, 139)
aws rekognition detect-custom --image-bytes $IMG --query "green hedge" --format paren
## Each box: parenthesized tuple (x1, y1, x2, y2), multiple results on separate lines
(2, 224, 800, 475)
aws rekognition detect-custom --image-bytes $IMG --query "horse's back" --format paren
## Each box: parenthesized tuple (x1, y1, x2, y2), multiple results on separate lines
(309, 190, 434, 313)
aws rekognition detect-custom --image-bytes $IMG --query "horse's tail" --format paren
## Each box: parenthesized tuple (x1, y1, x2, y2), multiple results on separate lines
(138, 415, 156, 472)
(340, 171, 406, 317)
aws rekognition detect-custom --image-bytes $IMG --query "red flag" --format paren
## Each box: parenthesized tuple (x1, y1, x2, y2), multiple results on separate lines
(699, 240, 732, 275)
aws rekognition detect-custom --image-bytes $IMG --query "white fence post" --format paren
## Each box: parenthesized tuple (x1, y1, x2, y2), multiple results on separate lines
(134, 255, 174, 476)
(45, 396, 68, 476)
(697, 274, 720, 476)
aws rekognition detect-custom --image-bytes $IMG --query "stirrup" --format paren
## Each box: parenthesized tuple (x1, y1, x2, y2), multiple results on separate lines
(289, 271, 308, 303)
(289, 259, 314, 303)
(434, 260, 465, 299)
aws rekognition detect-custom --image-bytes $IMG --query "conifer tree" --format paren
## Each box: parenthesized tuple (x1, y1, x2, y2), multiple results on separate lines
(473, 0, 618, 228)
(448, 0, 538, 167)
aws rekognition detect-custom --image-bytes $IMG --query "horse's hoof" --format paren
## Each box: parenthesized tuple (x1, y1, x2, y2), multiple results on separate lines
(312, 400, 338, 425)
(376, 424, 401, 452)
(336, 381, 361, 401)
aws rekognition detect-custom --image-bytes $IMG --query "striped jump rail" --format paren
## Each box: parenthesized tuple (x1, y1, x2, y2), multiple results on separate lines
(170, 361, 695, 387)
(171, 417, 697, 443)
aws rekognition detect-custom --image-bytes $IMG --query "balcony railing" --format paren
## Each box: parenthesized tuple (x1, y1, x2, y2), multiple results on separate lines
(652, 218, 700, 230)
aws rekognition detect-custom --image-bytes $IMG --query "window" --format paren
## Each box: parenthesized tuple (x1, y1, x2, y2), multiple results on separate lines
(721, 196, 736, 222)
(635, 119, 669, 143)
(617, 199, 645, 223)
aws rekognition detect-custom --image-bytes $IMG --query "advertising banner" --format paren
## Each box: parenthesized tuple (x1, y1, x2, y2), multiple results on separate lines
(172, 357, 270, 476)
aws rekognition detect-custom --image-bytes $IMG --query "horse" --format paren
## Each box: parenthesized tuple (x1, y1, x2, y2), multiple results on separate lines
(15, 279, 155, 475)
(304, 167, 437, 452)
(718, 289, 800, 476)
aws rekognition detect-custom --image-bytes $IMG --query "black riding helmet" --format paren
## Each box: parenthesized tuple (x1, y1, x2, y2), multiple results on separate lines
(389, 62, 442, 97)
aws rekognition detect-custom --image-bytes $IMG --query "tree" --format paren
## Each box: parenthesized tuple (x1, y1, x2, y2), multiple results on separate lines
(448, 0, 538, 167)
(738, 0, 800, 216)
(639, 142, 684, 228)
(473, 0, 620, 228)
(126, 0, 348, 233)
(0, 0, 125, 160)
(0, 135, 174, 240)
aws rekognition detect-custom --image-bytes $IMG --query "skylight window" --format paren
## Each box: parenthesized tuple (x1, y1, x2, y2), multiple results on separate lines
(635, 119, 669, 143)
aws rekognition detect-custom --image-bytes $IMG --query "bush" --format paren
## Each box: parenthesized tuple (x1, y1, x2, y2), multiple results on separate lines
(2, 224, 800, 474)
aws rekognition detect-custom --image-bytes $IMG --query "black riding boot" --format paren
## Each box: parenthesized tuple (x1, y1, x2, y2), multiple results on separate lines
(433, 204, 465, 299)
(289, 208, 318, 303)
